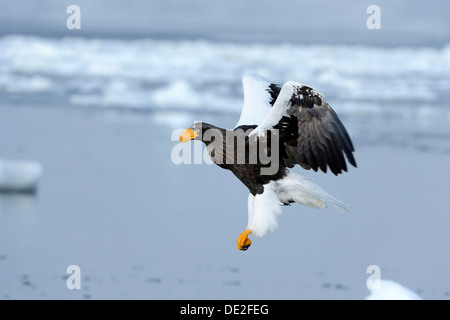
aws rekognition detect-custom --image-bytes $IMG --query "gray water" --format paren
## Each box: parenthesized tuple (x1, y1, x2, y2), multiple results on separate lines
(0, 105, 449, 300)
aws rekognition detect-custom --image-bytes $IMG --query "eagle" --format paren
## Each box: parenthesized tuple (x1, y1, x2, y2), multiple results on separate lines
(180, 74, 356, 251)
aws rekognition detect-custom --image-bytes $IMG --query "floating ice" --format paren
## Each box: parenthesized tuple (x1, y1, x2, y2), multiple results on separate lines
(1, 35, 449, 116)
(366, 280, 423, 300)
(0, 159, 43, 192)
(1, 35, 450, 153)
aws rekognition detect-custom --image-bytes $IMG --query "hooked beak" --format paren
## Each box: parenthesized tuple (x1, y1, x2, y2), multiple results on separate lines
(180, 128, 199, 143)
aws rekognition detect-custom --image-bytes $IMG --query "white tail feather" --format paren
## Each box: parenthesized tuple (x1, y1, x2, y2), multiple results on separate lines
(274, 171, 350, 212)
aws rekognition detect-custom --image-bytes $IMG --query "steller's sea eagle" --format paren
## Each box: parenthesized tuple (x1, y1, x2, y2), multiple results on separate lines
(180, 74, 357, 251)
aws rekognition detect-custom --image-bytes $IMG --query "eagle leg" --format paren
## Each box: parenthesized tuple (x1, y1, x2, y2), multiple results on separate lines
(236, 229, 252, 251)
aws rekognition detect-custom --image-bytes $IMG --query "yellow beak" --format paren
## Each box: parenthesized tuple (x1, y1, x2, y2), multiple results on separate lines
(180, 128, 199, 143)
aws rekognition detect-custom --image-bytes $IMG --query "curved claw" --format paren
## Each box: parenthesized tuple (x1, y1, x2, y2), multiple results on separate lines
(236, 229, 252, 251)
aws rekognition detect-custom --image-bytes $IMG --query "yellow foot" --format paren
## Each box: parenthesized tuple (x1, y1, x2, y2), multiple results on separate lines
(236, 229, 252, 251)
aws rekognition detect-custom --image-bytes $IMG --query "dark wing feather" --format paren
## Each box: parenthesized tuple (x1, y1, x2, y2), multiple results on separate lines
(279, 84, 357, 175)
(267, 83, 281, 106)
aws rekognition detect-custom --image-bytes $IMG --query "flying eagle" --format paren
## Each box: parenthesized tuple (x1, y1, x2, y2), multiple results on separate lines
(180, 74, 356, 251)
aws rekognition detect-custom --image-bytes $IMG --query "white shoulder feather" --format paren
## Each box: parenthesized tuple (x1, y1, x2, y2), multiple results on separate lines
(235, 74, 273, 128)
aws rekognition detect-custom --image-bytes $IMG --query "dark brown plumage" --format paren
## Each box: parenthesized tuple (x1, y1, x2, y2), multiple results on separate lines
(270, 83, 356, 175)
(192, 122, 288, 195)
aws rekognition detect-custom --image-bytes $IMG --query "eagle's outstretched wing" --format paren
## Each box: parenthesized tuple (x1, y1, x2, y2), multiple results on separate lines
(250, 81, 357, 175)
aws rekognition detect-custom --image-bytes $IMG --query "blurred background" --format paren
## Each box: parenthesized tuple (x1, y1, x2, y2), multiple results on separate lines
(0, 0, 449, 300)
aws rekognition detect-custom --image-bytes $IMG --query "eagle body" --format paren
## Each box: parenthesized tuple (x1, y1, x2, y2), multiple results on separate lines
(198, 122, 288, 196)
(180, 74, 357, 250)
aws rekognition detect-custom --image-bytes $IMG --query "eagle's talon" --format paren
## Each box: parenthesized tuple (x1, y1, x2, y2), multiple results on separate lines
(237, 229, 252, 251)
